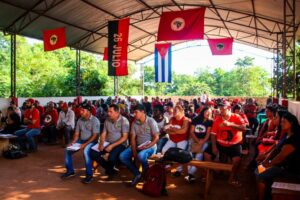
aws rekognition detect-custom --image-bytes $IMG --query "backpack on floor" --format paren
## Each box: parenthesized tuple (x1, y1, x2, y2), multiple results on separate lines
(2, 143, 27, 159)
(142, 163, 167, 197)
(163, 147, 193, 164)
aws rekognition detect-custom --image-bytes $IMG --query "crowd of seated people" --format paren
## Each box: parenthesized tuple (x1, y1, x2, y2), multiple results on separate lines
(1, 95, 299, 199)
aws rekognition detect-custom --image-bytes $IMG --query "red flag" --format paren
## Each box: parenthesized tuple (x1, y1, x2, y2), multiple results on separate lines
(43, 27, 66, 51)
(108, 18, 129, 76)
(103, 47, 108, 61)
(157, 8, 206, 41)
(208, 38, 233, 55)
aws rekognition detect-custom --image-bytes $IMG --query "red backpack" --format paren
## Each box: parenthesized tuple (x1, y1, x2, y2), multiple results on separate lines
(142, 163, 167, 197)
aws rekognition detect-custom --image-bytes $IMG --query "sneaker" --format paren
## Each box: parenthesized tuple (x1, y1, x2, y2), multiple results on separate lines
(172, 171, 181, 177)
(184, 174, 196, 183)
(81, 175, 93, 184)
(131, 174, 141, 186)
(61, 171, 75, 179)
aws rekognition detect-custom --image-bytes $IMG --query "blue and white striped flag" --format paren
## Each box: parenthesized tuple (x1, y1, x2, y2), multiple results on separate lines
(155, 43, 172, 83)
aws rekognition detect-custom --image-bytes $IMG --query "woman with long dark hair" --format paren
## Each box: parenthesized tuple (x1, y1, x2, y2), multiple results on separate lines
(256, 112, 300, 200)
(186, 106, 213, 183)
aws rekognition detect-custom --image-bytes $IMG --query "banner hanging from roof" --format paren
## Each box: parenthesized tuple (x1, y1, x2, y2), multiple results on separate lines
(207, 38, 233, 55)
(155, 43, 172, 83)
(108, 18, 130, 76)
(43, 27, 66, 51)
(157, 8, 206, 41)
(103, 47, 108, 61)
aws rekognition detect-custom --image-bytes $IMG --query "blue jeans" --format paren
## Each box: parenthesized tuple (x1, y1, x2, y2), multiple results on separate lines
(15, 128, 41, 150)
(90, 144, 126, 175)
(64, 140, 96, 176)
(156, 137, 168, 153)
(119, 145, 156, 176)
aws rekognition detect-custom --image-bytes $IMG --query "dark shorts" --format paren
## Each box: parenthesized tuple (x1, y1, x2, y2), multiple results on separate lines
(204, 142, 242, 161)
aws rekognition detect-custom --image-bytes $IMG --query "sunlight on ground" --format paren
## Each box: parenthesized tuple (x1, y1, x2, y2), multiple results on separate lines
(30, 187, 70, 193)
(3, 192, 30, 200)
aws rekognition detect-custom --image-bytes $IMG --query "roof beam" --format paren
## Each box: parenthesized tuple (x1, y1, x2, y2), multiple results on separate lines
(80, 0, 155, 49)
(171, 0, 183, 11)
(251, 0, 259, 45)
(4, 0, 45, 32)
(5, 0, 66, 34)
(208, 0, 233, 38)
(1, 0, 106, 38)
(136, 0, 160, 15)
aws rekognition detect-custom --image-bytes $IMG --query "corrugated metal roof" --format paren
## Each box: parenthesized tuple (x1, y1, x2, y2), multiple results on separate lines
(0, 0, 299, 61)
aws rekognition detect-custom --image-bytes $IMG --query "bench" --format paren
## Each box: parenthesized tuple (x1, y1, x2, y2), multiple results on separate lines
(272, 181, 300, 200)
(148, 155, 233, 199)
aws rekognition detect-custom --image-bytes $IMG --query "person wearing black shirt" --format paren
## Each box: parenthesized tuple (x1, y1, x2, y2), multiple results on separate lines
(256, 112, 300, 200)
(0, 106, 21, 134)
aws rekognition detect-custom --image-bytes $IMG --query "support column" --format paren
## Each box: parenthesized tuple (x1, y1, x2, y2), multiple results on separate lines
(140, 63, 144, 97)
(10, 34, 16, 97)
(76, 49, 81, 96)
(283, 0, 296, 99)
(114, 76, 118, 96)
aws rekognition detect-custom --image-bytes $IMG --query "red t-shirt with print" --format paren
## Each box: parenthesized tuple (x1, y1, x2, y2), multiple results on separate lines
(169, 116, 189, 143)
(211, 113, 245, 147)
(24, 108, 40, 129)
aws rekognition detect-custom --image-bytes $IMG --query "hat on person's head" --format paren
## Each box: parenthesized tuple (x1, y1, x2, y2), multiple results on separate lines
(133, 104, 145, 112)
(79, 102, 92, 111)
(62, 102, 68, 109)
(206, 101, 215, 106)
(218, 100, 231, 108)
(233, 98, 240, 104)
(26, 98, 35, 104)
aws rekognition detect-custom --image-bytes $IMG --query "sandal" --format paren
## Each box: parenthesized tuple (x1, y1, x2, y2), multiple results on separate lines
(228, 180, 242, 187)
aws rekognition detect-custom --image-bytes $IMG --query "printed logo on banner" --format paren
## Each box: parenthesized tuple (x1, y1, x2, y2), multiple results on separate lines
(50, 35, 58, 45)
(216, 43, 225, 51)
(171, 18, 185, 31)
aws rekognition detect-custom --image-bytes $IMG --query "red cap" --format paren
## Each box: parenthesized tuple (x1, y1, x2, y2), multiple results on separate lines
(218, 100, 231, 108)
(62, 102, 68, 109)
(26, 98, 35, 104)
(233, 98, 240, 103)
(206, 101, 215, 106)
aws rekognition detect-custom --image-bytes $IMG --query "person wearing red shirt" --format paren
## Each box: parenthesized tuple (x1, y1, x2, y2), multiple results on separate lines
(204, 101, 246, 187)
(34, 100, 45, 117)
(243, 98, 259, 134)
(43, 102, 59, 144)
(15, 98, 41, 152)
(162, 105, 190, 176)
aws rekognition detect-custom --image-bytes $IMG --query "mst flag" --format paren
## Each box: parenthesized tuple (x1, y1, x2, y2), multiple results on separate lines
(157, 8, 206, 41)
(103, 47, 108, 61)
(155, 43, 172, 83)
(43, 27, 66, 51)
(108, 18, 129, 76)
(208, 38, 233, 55)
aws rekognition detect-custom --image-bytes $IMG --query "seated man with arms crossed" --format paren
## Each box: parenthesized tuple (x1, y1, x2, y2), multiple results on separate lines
(119, 104, 159, 186)
(90, 104, 129, 179)
(61, 102, 100, 184)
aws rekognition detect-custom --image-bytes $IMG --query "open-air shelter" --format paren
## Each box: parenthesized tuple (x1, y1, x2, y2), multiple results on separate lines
(0, 0, 299, 98)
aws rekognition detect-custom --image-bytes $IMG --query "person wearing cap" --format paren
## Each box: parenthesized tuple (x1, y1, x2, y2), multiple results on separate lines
(119, 104, 159, 186)
(61, 102, 100, 184)
(57, 102, 75, 146)
(243, 98, 259, 135)
(90, 104, 130, 180)
(34, 100, 44, 117)
(43, 102, 59, 144)
(15, 98, 41, 152)
(203, 100, 246, 187)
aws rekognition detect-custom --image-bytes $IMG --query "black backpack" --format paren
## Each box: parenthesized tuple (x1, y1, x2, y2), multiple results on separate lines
(163, 147, 192, 164)
(2, 143, 27, 159)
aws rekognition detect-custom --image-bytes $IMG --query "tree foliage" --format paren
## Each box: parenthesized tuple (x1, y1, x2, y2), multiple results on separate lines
(0, 32, 271, 97)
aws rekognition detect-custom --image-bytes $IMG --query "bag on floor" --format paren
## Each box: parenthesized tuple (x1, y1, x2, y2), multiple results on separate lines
(142, 163, 167, 197)
(163, 147, 192, 164)
(2, 143, 27, 159)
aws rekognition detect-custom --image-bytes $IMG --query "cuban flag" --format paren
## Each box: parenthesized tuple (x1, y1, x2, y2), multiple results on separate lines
(154, 43, 172, 83)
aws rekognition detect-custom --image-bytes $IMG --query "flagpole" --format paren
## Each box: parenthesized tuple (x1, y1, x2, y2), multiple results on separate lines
(141, 63, 144, 97)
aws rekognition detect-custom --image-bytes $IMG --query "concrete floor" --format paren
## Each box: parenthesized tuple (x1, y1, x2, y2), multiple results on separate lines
(0, 144, 257, 200)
